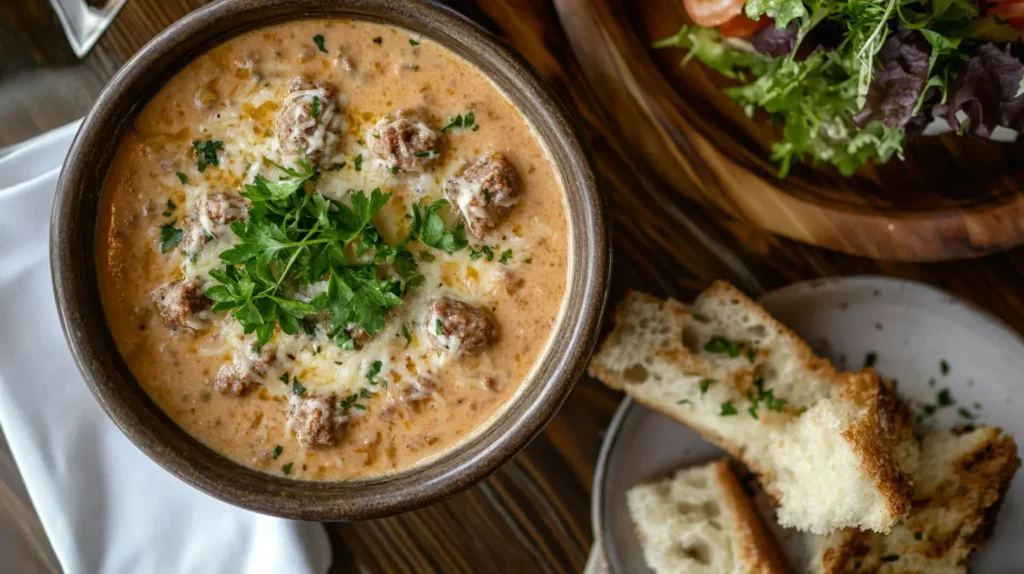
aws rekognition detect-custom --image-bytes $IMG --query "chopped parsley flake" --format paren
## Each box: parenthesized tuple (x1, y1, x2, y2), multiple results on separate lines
(175, 172, 188, 184)
(389, 166, 400, 174)
(191, 139, 222, 173)
(719, 401, 738, 416)
(409, 38, 420, 46)
(921, 404, 937, 416)
(366, 360, 382, 382)
(402, 323, 412, 348)
(913, 531, 923, 541)
(880, 555, 900, 563)
(354, 154, 363, 171)
(498, 249, 513, 264)
(703, 336, 743, 358)
(292, 379, 306, 396)
(313, 34, 327, 52)
(272, 445, 283, 459)
(864, 352, 878, 368)
(352, 404, 366, 411)
(677, 399, 691, 405)
(435, 319, 443, 336)
(279, 373, 289, 384)
(372, 36, 383, 44)
(937, 388, 955, 407)
(699, 378, 715, 396)
(748, 402, 759, 419)
(958, 407, 974, 419)
(282, 462, 293, 475)
(311, 95, 320, 119)
(311, 346, 321, 356)
(940, 359, 950, 375)
(470, 245, 494, 261)
(360, 388, 373, 400)
(339, 393, 360, 410)
(419, 251, 436, 262)
(162, 199, 176, 217)
(159, 220, 183, 253)
(325, 161, 347, 171)
(414, 149, 439, 159)
(440, 111, 477, 132)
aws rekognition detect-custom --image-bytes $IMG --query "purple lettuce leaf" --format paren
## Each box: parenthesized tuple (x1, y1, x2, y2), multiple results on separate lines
(945, 43, 1024, 137)
(854, 30, 931, 129)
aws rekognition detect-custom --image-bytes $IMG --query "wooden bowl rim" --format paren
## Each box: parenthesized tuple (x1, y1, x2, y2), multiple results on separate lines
(50, 0, 609, 520)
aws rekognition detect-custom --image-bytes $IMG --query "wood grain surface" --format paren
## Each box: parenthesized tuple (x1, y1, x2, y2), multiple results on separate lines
(5, 0, 1024, 572)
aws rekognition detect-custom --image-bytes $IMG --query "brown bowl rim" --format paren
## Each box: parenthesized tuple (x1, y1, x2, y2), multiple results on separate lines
(50, 0, 609, 520)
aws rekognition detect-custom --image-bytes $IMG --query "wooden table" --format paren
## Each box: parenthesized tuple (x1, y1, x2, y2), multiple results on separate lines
(6, 1, 1024, 572)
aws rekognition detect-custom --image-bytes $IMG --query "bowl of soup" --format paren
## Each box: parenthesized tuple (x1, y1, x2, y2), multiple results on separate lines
(51, 0, 608, 519)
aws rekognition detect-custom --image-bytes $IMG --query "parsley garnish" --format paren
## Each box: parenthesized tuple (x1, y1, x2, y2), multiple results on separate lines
(279, 373, 289, 384)
(360, 388, 373, 400)
(435, 319, 443, 336)
(413, 149, 439, 159)
(163, 199, 176, 217)
(703, 336, 743, 358)
(313, 34, 327, 53)
(159, 220, 183, 253)
(677, 399, 692, 405)
(175, 172, 188, 184)
(440, 111, 477, 132)
(204, 161, 417, 348)
(282, 462, 293, 475)
(292, 379, 306, 396)
(411, 199, 469, 254)
(470, 245, 494, 261)
(339, 393, 359, 410)
(419, 252, 436, 262)
(366, 360, 382, 382)
(191, 140, 223, 173)
(402, 323, 412, 348)
(325, 162, 347, 171)
(273, 445, 283, 459)
(720, 401, 738, 416)
(311, 95, 320, 119)
(699, 378, 715, 396)
(958, 407, 974, 419)
(864, 352, 878, 368)
(409, 38, 420, 46)
(354, 154, 363, 171)
(940, 359, 950, 375)
(880, 555, 899, 563)
(498, 249, 513, 264)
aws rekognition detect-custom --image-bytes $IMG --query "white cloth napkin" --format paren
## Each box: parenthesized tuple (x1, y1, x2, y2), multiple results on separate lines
(0, 121, 332, 574)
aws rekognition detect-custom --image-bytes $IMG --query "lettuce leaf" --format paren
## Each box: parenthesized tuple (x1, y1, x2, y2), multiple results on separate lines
(744, 0, 808, 29)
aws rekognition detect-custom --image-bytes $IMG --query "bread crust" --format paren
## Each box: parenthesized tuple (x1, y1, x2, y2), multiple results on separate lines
(712, 460, 791, 574)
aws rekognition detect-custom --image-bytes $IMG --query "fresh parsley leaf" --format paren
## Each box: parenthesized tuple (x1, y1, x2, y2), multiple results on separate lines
(292, 379, 306, 396)
(311, 95, 320, 119)
(940, 359, 950, 375)
(700, 378, 715, 396)
(313, 34, 327, 53)
(282, 462, 293, 475)
(273, 445, 283, 459)
(162, 199, 176, 217)
(937, 388, 955, 406)
(864, 352, 878, 368)
(175, 172, 188, 184)
(435, 319, 443, 336)
(159, 220, 183, 253)
(677, 399, 692, 405)
(440, 111, 477, 133)
(414, 149, 438, 159)
(354, 154, 363, 171)
(470, 245, 494, 261)
(414, 199, 468, 254)
(402, 323, 412, 348)
(498, 249, 513, 264)
(720, 401, 738, 416)
(409, 38, 420, 46)
(192, 140, 223, 173)
(279, 373, 289, 384)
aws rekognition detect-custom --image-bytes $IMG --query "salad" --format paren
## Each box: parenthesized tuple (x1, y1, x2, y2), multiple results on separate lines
(655, 0, 1024, 177)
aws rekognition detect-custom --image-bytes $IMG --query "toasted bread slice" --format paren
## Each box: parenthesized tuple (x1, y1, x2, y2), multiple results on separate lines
(812, 426, 1020, 573)
(588, 282, 919, 534)
(627, 459, 790, 574)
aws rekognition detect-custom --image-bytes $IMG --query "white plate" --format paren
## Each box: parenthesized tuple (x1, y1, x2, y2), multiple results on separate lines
(593, 276, 1024, 573)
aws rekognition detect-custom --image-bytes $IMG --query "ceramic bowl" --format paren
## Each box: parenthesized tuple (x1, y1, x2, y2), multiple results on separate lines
(50, 0, 609, 520)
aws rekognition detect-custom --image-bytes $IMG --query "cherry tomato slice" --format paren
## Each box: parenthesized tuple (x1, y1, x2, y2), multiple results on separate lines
(684, 0, 747, 28)
(719, 14, 773, 38)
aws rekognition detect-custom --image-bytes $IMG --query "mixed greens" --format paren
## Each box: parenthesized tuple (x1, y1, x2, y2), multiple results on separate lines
(656, 0, 1024, 176)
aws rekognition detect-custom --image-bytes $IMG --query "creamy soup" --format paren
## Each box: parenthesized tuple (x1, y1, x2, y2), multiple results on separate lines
(96, 19, 568, 480)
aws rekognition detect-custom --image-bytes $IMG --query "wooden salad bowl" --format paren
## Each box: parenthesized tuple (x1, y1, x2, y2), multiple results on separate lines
(555, 0, 1024, 262)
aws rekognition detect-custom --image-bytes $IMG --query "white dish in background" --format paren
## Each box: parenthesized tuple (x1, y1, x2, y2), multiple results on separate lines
(593, 276, 1024, 573)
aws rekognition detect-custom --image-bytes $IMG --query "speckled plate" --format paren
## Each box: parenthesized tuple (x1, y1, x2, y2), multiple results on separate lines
(592, 276, 1024, 573)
